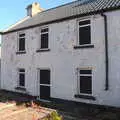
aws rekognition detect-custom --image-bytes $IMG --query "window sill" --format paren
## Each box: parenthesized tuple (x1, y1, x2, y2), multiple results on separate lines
(74, 94, 96, 100)
(36, 49, 50, 52)
(15, 87, 26, 91)
(74, 44, 94, 49)
(16, 51, 26, 54)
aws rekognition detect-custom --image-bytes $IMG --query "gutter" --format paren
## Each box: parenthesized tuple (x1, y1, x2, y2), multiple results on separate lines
(101, 13, 109, 90)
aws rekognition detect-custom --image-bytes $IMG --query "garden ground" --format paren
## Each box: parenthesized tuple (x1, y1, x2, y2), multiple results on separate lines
(0, 90, 120, 120)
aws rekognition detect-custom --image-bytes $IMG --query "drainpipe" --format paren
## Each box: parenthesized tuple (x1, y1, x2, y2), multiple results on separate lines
(101, 13, 109, 90)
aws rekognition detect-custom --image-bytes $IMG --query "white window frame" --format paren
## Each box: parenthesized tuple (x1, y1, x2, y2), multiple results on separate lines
(17, 68, 25, 88)
(39, 26, 49, 50)
(77, 19, 91, 46)
(17, 32, 26, 52)
(37, 68, 51, 99)
(77, 68, 92, 96)
(38, 68, 51, 86)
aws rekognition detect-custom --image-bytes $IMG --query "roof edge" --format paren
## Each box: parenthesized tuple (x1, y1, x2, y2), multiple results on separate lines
(2, 6, 120, 35)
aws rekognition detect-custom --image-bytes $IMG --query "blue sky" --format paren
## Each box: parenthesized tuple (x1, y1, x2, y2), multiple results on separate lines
(0, 0, 74, 42)
(0, 0, 74, 30)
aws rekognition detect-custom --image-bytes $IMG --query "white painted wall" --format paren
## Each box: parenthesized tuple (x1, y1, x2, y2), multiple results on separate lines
(1, 10, 120, 107)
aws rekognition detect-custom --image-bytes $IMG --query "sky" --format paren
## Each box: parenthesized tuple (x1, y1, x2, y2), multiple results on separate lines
(0, 0, 74, 31)
(0, 0, 74, 42)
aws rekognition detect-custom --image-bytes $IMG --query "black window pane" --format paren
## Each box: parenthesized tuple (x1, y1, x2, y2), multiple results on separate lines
(19, 69, 25, 72)
(79, 26, 91, 45)
(19, 73, 25, 87)
(19, 34, 25, 37)
(79, 20, 90, 26)
(80, 70, 92, 74)
(41, 33, 48, 49)
(41, 28, 48, 33)
(19, 38, 25, 51)
(40, 86, 50, 100)
(40, 70, 50, 84)
(80, 76, 92, 94)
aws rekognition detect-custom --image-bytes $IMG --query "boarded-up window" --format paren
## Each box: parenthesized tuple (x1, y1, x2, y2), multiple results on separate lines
(39, 69, 51, 100)
(18, 69, 25, 87)
(18, 33, 25, 51)
(78, 69, 92, 94)
(79, 20, 91, 45)
(40, 70, 50, 84)
(40, 28, 49, 49)
(80, 76, 92, 94)
(40, 86, 50, 100)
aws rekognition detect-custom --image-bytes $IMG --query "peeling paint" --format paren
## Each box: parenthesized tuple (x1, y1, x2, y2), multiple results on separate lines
(2, 11, 120, 107)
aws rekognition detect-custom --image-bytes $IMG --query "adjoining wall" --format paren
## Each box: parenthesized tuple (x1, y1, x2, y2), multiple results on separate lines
(1, 10, 120, 107)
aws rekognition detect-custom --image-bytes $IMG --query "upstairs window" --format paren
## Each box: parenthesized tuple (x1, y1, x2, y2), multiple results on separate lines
(78, 20, 91, 45)
(18, 69, 25, 87)
(40, 27, 49, 49)
(18, 33, 25, 51)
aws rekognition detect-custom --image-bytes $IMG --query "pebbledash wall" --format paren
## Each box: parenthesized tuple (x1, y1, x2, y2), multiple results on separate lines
(1, 10, 120, 107)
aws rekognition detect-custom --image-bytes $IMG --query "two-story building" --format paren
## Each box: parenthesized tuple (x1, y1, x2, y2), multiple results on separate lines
(1, 0, 120, 107)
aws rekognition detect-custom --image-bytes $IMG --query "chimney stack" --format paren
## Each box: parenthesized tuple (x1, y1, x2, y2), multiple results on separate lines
(26, 2, 43, 17)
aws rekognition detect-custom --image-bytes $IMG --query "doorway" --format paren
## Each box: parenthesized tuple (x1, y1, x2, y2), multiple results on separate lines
(39, 69, 51, 100)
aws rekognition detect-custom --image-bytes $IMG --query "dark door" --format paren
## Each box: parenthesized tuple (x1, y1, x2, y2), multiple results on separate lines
(40, 69, 50, 100)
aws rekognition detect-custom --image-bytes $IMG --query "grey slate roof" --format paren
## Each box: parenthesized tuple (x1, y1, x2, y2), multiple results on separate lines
(3, 0, 120, 33)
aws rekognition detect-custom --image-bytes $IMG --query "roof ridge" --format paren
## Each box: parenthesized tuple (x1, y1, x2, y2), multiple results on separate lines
(35, 0, 96, 17)
(37, 0, 78, 14)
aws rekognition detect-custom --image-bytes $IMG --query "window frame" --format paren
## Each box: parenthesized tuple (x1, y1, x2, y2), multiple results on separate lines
(18, 68, 25, 88)
(17, 32, 26, 52)
(77, 19, 91, 46)
(37, 68, 51, 87)
(39, 26, 49, 50)
(77, 68, 92, 96)
(37, 68, 51, 99)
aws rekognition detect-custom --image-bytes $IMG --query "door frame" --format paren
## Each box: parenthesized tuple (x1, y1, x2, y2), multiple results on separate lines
(37, 68, 51, 100)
